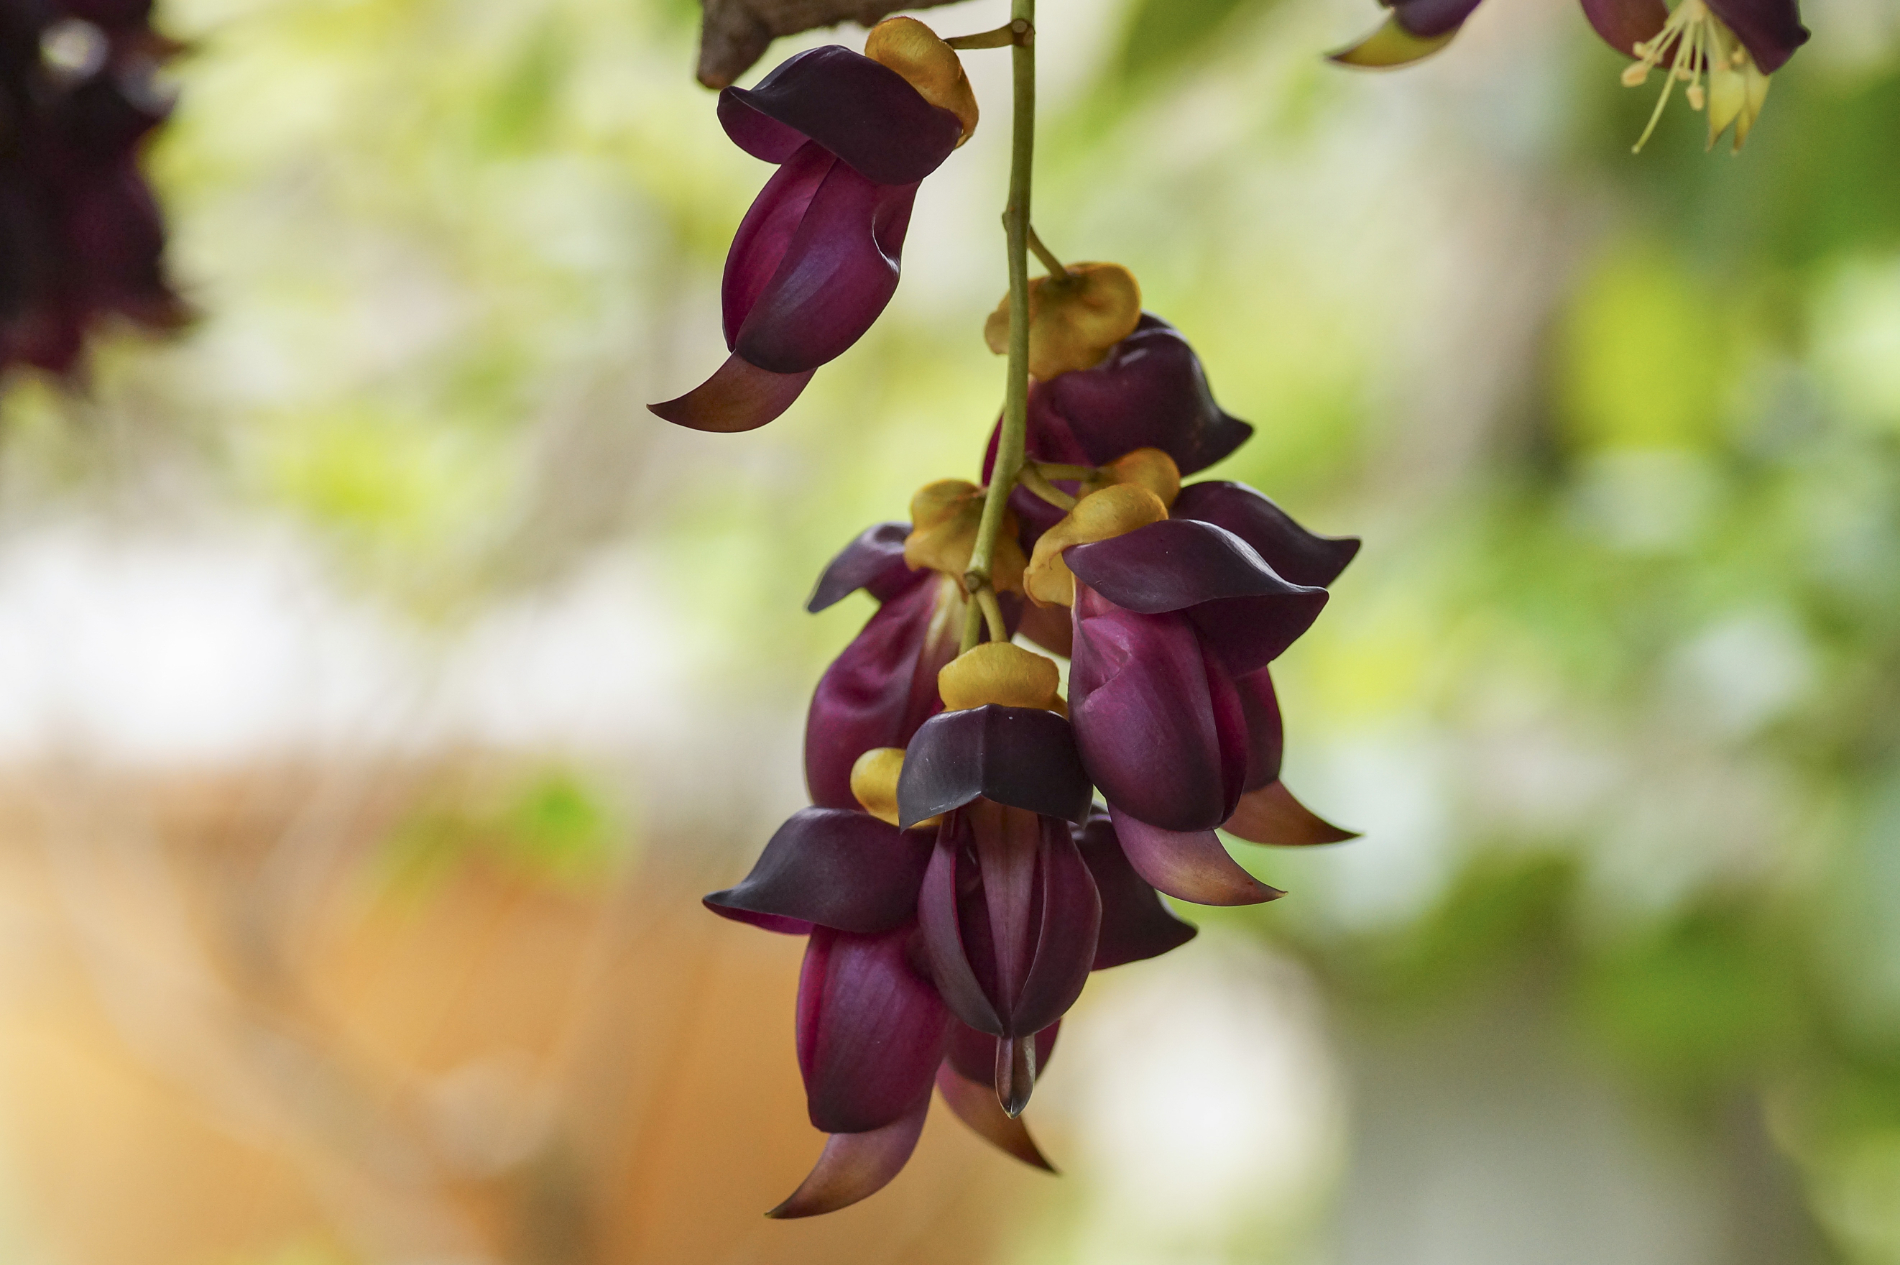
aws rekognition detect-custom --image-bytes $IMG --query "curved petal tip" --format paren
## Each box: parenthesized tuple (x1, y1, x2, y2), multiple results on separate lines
(1328, 15, 1458, 66)
(1110, 808, 1285, 907)
(766, 1100, 930, 1219)
(649, 354, 814, 433)
(1223, 781, 1358, 847)
(935, 1064, 1057, 1172)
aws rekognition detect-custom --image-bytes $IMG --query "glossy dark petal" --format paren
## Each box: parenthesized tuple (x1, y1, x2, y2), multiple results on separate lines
(1393, 0, 1488, 37)
(719, 47, 963, 185)
(647, 353, 814, 433)
(1074, 811, 1198, 969)
(1109, 808, 1284, 907)
(703, 807, 934, 935)
(733, 163, 917, 374)
(805, 573, 960, 809)
(1223, 781, 1359, 847)
(796, 925, 949, 1134)
(936, 1063, 1055, 1171)
(767, 1097, 930, 1219)
(1171, 482, 1360, 589)
(723, 142, 833, 346)
(1578, 0, 1668, 55)
(1235, 667, 1285, 792)
(917, 805, 1101, 1046)
(897, 706, 1095, 827)
(1027, 315, 1253, 475)
(807, 521, 920, 613)
(1068, 591, 1243, 833)
(1706, 0, 1810, 72)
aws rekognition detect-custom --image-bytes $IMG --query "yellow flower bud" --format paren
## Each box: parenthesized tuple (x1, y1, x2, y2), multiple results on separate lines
(938, 642, 1063, 712)
(850, 747, 907, 826)
(904, 479, 1027, 594)
(984, 263, 1142, 381)
(1024, 483, 1169, 607)
(1085, 447, 1180, 509)
(866, 18, 978, 146)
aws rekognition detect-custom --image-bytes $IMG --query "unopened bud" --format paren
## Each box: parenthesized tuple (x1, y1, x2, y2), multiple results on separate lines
(939, 642, 1063, 712)
(850, 747, 907, 825)
(1024, 483, 1169, 607)
(866, 18, 979, 145)
(984, 263, 1143, 381)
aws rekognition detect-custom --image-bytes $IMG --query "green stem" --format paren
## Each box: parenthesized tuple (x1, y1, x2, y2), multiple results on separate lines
(961, 0, 1036, 655)
(1027, 225, 1070, 278)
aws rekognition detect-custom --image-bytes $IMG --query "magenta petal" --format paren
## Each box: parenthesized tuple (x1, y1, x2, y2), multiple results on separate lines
(719, 47, 962, 185)
(796, 925, 950, 1134)
(723, 143, 834, 346)
(935, 1063, 1055, 1171)
(805, 573, 959, 809)
(1069, 592, 1235, 833)
(1578, 0, 1668, 54)
(1076, 811, 1198, 969)
(1393, 0, 1488, 37)
(1235, 667, 1286, 792)
(807, 521, 920, 613)
(734, 163, 917, 373)
(767, 1097, 930, 1219)
(1171, 482, 1360, 589)
(648, 354, 814, 433)
(896, 706, 1095, 827)
(703, 807, 934, 935)
(1028, 315, 1253, 475)
(1109, 807, 1284, 907)
(1705, 0, 1809, 72)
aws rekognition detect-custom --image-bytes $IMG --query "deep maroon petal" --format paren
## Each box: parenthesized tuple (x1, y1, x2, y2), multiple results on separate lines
(723, 143, 834, 346)
(1008, 814, 1101, 1040)
(896, 706, 1095, 827)
(935, 1063, 1055, 1170)
(807, 521, 922, 613)
(1109, 808, 1284, 907)
(805, 574, 960, 809)
(719, 47, 962, 185)
(1171, 482, 1360, 589)
(1067, 521, 1329, 677)
(703, 807, 934, 935)
(1224, 781, 1359, 847)
(1235, 667, 1285, 792)
(1393, 0, 1489, 37)
(943, 1018, 1060, 1085)
(1578, 0, 1668, 55)
(1076, 811, 1198, 969)
(917, 816, 1003, 1034)
(796, 925, 950, 1135)
(647, 353, 814, 433)
(733, 164, 917, 374)
(1068, 591, 1237, 833)
(1705, 0, 1809, 72)
(766, 1097, 930, 1219)
(1026, 315, 1253, 476)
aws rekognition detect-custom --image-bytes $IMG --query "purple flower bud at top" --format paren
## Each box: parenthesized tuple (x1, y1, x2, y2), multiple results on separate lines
(704, 806, 935, 935)
(896, 704, 1096, 828)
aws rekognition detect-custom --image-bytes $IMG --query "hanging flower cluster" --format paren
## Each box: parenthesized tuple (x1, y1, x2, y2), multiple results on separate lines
(656, 16, 1360, 1217)
(0, 0, 184, 375)
(1332, 0, 1808, 150)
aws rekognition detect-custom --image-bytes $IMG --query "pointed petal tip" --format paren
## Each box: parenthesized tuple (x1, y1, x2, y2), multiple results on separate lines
(765, 1104, 930, 1219)
(1327, 15, 1459, 67)
(1110, 808, 1285, 907)
(936, 1064, 1057, 1171)
(649, 355, 814, 433)
(1223, 782, 1358, 847)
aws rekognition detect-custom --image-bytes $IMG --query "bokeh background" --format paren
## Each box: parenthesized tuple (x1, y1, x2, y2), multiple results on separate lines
(2, 0, 1899, 1259)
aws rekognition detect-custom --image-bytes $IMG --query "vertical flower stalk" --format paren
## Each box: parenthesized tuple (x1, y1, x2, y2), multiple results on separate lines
(960, 0, 1036, 654)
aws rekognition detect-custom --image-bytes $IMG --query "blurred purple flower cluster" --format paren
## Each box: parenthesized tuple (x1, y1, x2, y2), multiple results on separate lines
(0, 0, 183, 375)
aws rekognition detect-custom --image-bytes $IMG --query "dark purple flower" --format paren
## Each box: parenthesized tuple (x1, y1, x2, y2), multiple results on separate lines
(0, 0, 185, 375)
(650, 45, 967, 433)
(703, 806, 935, 935)
(1075, 809, 1199, 968)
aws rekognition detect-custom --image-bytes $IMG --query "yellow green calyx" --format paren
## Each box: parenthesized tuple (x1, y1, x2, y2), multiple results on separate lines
(984, 263, 1142, 381)
(1024, 483, 1170, 607)
(905, 479, 1028, 594)
(938, 642, 1063, 713)
(866, 18, 979, 146)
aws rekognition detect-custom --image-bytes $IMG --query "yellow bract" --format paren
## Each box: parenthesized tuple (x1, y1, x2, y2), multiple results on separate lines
(904, 479, 1027, 593)
(849, 747, 907, 826)
(1082, 447, 1181, 510)
(938, 642, 1063, 712)
(866, 18, 979, 146)
(985, 263, 1142, 381)
(1024, 483, 1169, 607)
